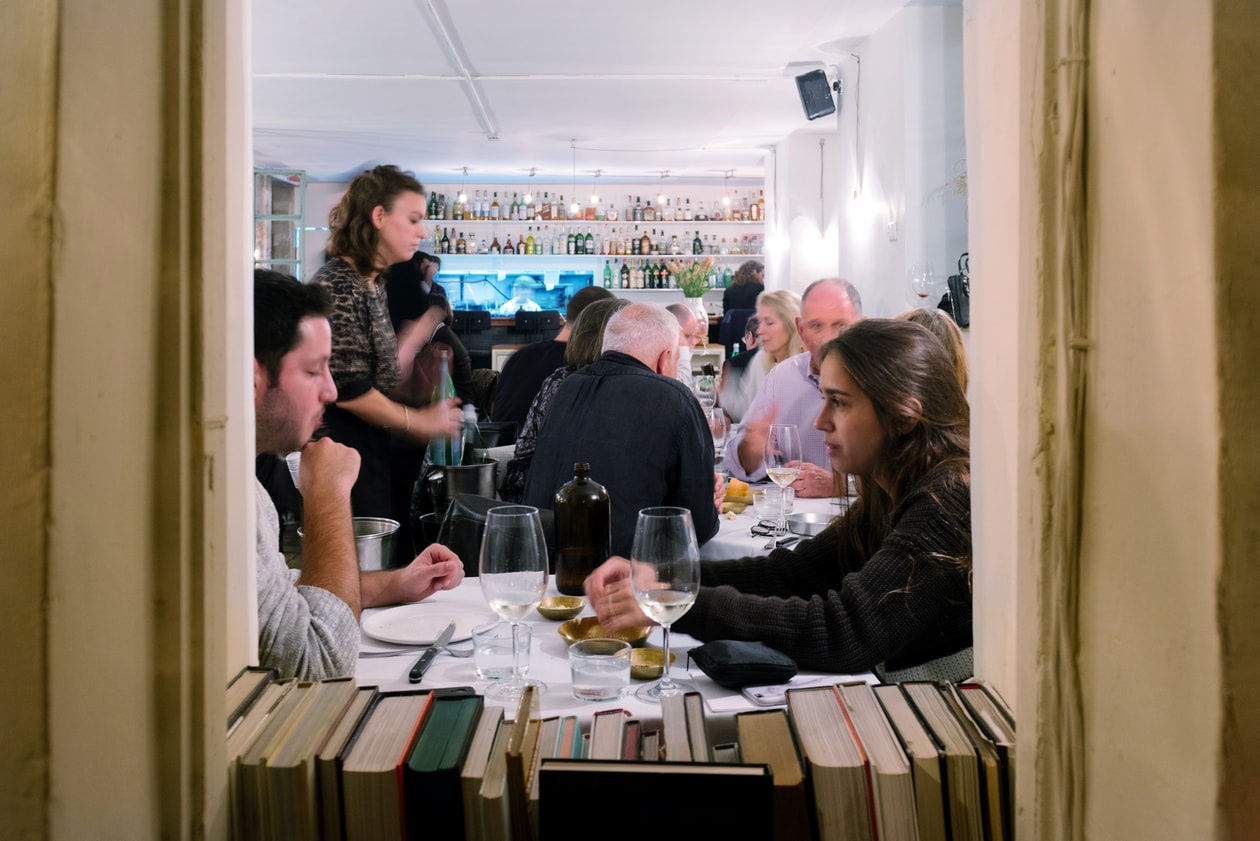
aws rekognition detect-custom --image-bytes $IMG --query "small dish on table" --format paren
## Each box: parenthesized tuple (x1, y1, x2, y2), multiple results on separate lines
(557, 616, 651, 647)
(536, 595, 585, 621)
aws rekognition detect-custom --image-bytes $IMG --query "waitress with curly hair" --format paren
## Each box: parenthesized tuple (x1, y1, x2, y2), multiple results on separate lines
(311, 165, 462, 531)
(587, 319, 973, 682)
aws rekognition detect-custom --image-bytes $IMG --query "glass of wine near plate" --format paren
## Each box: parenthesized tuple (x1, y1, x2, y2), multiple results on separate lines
(629, 507, 701, 702)
(478, 505, 549, 700)
(763, 424, 801, 536)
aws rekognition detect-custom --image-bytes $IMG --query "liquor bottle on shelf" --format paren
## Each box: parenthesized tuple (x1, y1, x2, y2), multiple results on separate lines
(662, 198, 675, 221)
(631, 226, 641, 256)
(756, 190, 765, 221)
(433, 226, 442, 253)
(633, 196, 644, 222)
(489, 235, 500, 255)
(503, 234, 514, 255)
(584, 227, 595, 255)
(490, 192, 500, 219)
(606, 200, 618, 222)
(696, 200, 708, 222)
(724, 265, 735, 287)
(525, 229, 535, 255)
(455, 232, 467, 254)
(643, 200, 656, 222)
(467, 230, 478, 254)
(566, 228, 576, 255)
(603, 260, 613, 288)
(556, 195, 567, 221)
(639, 227, 651, 256)
(517, 232, 527, 255)
(619, 258, 630, 289)
(683, 198, 693, 222)
(440, 228, 451, 254)
(692, 230, 703, 255)
(669, 234, 681, 255)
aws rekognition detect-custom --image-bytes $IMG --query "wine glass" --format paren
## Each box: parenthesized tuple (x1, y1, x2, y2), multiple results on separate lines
(762, 424, 802, 535)
(478, 505, 549, 700)
(909, 262, 937, 306)
(629, 507, 701, 702)
(705, 407, 730, 460)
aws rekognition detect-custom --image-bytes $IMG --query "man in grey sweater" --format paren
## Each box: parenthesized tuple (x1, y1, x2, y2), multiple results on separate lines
(253, 271, 464, 680)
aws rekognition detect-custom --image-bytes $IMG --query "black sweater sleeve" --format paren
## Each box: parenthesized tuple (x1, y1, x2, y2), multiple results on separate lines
(672, 470, 972, 673)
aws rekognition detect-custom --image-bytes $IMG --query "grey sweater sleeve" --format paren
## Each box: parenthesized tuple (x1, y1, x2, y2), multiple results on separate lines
(254, 479, 360, 680)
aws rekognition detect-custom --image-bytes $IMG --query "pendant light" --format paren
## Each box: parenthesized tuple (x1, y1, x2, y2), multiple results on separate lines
(722, 170, 733, 207)
(524, 167, 535, 207)
(657, 170, 669, 206)
(590, 169, 602, 205)
(568, 139, 581, 218)
(457, 166, 468, 205)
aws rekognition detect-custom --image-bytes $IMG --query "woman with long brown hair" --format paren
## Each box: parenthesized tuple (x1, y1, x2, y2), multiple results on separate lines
(311, 165, 462, 537)
(587, 319, 973, 681)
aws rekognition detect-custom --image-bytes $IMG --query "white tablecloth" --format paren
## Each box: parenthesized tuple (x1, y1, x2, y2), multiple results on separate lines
(700, 490, 851, 560)
(355, 578, 872, 733)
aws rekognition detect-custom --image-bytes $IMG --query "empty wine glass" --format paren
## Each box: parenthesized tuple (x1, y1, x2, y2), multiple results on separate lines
(762, 424, 802, 535)
(478, 505, 549, 700)
(629, 507, 701, 702)
(705, 407, 730, 460)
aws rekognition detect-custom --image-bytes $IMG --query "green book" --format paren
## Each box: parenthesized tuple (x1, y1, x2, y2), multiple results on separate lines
(402, 694, 486, 841)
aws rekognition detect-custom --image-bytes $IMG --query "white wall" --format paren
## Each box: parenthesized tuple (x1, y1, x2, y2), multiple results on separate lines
(831, 4, 967, 315)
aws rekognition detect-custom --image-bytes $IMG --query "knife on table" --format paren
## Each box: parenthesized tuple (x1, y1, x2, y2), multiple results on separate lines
(408, 620, 456, 684)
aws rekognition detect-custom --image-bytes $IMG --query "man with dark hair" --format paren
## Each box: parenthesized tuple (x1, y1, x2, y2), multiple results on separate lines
(252, 269, 464, 680)
(490, 284, 615, 426)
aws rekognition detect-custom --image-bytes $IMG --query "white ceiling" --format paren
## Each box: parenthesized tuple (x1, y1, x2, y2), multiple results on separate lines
(252, 0, 924, 186)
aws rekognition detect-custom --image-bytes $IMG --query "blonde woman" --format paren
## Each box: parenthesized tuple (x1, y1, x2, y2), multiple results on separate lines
(719, 289, 803, 422)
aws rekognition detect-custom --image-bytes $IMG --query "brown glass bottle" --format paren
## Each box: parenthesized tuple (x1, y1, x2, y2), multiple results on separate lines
(553, 462, 611, 596)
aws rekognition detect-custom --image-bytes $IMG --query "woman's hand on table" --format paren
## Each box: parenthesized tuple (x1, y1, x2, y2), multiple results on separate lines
(584, 557, 655, 632)
(789, 461, 836, 498)
(361, 543, 466, 608)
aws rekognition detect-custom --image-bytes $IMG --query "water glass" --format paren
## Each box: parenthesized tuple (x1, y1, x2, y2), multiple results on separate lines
(568, 638, 631, 701)
(473, 620, 531, 680)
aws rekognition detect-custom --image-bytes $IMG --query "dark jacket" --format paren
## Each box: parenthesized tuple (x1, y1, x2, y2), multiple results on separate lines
(523, 351, 720, 556)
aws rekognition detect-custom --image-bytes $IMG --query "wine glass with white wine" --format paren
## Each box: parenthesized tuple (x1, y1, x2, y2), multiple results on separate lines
(763, 424, 802, 535)
(629, 507, 701, 702)
(478, 505, 549, 700)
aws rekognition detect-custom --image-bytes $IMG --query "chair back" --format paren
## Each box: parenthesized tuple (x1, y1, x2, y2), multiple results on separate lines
(718, 308, 755, 356)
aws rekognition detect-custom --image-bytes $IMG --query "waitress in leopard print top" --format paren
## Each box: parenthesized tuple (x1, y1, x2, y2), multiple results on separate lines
(310, 165, 462, 528)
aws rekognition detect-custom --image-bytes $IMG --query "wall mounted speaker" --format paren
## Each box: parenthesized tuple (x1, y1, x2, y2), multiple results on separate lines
(795, 69, 836, 121)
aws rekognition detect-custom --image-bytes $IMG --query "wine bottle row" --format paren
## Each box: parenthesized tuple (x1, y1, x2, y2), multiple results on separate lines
(433, 225, 762, 258)
(600, 258, 733, 291)
(426, 189, 765, 224)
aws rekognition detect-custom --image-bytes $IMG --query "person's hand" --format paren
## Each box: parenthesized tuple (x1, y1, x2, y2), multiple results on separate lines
(388, 543, 466, 604)
(584, 557, 653, 632)
(712, 471, 726, 512)
(411, 398, 463, 440)
(789, 461, 837, 498)
(736, 409, 776, 474)
(296, 437, 360, 501)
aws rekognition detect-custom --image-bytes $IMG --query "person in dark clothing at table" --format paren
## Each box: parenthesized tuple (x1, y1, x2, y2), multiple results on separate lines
(490, 284, 614, 426)
(523, 303, 723, 557)
(586, 318, 973, 683)
(383, 250, 445, 301)
(722, 259, 765, 312)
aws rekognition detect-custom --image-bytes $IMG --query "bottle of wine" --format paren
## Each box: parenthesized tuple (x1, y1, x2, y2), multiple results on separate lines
(553, 463, 611, 596)
(427, 349, 461, 466)
(584, 227, 595, 255)
(603, 260, 613, 288)
(440, 228, 451, 254)
(489, 235, 501, 255)
(619, 258, 630, 289)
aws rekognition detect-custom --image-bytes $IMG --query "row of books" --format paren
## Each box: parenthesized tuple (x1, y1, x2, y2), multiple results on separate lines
(226, 666, 1014, 841)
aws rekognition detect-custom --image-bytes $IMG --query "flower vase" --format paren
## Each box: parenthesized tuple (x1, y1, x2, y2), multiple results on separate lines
(684, 296, 709, 335)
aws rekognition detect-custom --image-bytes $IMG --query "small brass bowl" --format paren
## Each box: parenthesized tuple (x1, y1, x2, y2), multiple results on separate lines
(558, 616, 651, 647)
(630, 648, 676, 681)
(536, 595, 585, 621)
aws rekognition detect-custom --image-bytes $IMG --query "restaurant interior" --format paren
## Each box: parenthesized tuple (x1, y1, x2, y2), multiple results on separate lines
(4, 1, 1259, 839)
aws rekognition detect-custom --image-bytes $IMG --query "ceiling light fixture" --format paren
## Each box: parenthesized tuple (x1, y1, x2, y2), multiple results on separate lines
(569, 139, 581, 218)
(524, 167, 535, 206)
(657, 170, 670, 205)
(458, 167, 468, 205)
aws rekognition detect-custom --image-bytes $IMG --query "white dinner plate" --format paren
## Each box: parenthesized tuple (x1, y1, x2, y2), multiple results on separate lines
(361, 602, 496, 646)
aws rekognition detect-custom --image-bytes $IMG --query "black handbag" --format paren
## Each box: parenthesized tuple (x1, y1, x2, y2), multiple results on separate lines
(938, 251, 970, 328)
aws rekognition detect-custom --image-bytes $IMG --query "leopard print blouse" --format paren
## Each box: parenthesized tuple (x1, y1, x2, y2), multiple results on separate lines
(310, 257, 402, 400)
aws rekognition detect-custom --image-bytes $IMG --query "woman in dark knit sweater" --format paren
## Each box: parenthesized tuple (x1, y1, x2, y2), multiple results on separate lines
(586, 318, 973, 682)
